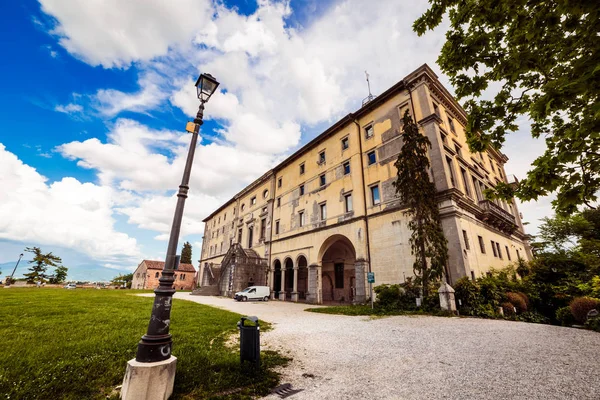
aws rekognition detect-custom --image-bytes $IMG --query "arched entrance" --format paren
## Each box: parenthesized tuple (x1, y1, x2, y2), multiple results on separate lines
(284, 258, 294, 300)
(318, 235, 357, 304)
(273, 259, 281, 299)
(297, 255, 308, 301)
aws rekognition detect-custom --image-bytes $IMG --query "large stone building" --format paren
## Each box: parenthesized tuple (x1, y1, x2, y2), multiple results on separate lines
(132, 260, 197, 290)
(196, 64, 532, 304)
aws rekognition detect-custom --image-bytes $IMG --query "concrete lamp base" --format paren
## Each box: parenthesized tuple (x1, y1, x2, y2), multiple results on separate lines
(121, 356, 177, 400)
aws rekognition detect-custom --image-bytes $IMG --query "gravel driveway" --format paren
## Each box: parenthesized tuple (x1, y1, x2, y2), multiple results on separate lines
(173, 293, 600, 399)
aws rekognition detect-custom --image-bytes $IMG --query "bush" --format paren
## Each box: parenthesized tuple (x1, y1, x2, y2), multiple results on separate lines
(556, 306, 575, 327)
(505, 292, 528, 314)
(501, 302, 516, 317)
(585, 316, 600, 332)
(569, 297, 600, 324)
(374, 278, 422, 311)
(516, 311, 550, 324)
(454, 277, 480, 315)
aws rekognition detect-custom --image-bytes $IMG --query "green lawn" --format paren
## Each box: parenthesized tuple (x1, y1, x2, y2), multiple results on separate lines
(305, 304, 453, 317)
(0, 289, 287, 399)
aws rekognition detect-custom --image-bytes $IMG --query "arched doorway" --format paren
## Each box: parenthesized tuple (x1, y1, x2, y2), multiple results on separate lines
(273, 259, 281, 298)
(284, 257, 294, 300)
(318, 235, 356, 304)
(297, 255, 308, 300)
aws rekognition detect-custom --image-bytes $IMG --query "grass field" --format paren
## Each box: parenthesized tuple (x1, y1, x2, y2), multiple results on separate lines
(0, 288, 287, 399)
(305, 304, 453, 317)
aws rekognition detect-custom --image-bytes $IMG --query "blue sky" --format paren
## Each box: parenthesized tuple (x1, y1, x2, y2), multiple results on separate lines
(0, 0, 551, 282)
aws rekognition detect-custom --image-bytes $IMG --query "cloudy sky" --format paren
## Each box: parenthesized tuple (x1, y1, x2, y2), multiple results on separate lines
(0, 0, 551, 281)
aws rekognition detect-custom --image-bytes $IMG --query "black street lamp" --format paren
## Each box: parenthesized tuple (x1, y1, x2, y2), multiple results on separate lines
(135, 73, 219, 363)
(5, 253, 23, 286)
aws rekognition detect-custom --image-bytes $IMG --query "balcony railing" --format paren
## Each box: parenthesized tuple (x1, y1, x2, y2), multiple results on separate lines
(478, 200, 517, 231)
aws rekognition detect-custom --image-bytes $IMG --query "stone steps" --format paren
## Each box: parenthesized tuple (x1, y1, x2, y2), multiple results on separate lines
(191, 285, 220, 296)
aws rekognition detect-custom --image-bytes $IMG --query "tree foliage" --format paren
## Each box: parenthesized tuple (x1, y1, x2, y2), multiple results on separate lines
(414, 0, 600, 215)
(23, 247, 63, 284)
(393, 111, 449, 298)
(181, 241, 193, 265)
(111, 273, 134, 288)
(49, 266, 69, 284)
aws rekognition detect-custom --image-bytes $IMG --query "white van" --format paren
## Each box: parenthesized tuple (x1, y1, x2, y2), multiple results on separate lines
(234, 286, 270, 302)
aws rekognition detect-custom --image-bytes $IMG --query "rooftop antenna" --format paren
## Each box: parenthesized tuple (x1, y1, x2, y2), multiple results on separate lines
(363, 70, 376, 106)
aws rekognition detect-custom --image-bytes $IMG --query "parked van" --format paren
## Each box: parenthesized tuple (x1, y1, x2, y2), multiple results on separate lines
(234, 286, 270, 302)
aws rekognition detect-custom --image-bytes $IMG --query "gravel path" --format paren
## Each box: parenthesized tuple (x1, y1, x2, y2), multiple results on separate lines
(172, 293, 600, 399)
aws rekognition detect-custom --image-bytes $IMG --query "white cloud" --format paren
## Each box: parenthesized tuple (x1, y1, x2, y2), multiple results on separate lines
(0, 143, 140, 262)
(92, 72, 166, 116)
(55, 103, 82, 114)
(38, 0, 213, 68)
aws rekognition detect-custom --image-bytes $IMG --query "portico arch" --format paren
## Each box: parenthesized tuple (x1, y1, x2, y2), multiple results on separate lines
(296, 255, 308, 301)
(272, 259, 281, 299)
(283, 257, 294, 300)
(318, 235, 357, 303)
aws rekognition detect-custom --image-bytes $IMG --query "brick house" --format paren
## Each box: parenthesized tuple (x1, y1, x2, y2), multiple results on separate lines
(131, 260, 197, 290)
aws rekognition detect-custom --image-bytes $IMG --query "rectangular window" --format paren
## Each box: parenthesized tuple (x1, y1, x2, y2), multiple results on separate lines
(277, 197, 281, 207)
(320, 203, 327, 221)
(220, 242, 223, 253)
(516, 249, 521, 260)
(446, 157, 456, 187)
(250, 196, 256, 205)
(496, 242, 502, 259)
(478, 236, 486, 254)
(460, 168, 471, 197)
(365, 124, 374, 139)
(248, 226, 253, 248)
(471, 271, 476, 281)
(491, 241, 497, 257)
(299, 211, 305, 227)
(462, 230, 470, 250)
(371, 185, 381, 205)
(260, 218, 266, 240)
(299, 163, 305, 175)
(320, 174, 326, 187)
(238, 228, 243, 243)
(473, 177, 483, 201)
(224, 213, 226, 221)
(341, 137, 349, 150)
(344, 193, 353, 212)
(454, 143, 462, 157)
(278, 177, 282, 188)
(343, 161, 351, 175)
(448, 117, 456, 133)
(319, 150, 326, 164)
(506, 246, 511, 261)
(433, 102, 440, 118)
(334, 263, 344, 288)
(441, 131, 447, 144)
(367, 150, 376, 165)
(275, 220, 280, 235)
(299, 184, 305, 196)
(489, 157, 495, 172)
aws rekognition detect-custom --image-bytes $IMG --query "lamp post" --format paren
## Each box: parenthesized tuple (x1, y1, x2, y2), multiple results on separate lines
(5, 253, 23, 287)
(135, 73, 220, 363)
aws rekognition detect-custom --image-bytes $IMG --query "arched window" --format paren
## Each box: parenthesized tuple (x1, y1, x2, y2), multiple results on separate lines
(155, 272, 159, 278)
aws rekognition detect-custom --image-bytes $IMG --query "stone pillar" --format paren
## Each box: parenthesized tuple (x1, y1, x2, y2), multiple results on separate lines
(291, 266, 299, 302)
(438, 282, 457, 313)
(306, 264, 322, 304)
(268, 268, 275, 299)
(354, 259, 367, 304)
(279, 267, 286, 301)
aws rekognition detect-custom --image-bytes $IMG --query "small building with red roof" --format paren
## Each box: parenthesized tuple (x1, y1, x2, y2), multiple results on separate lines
(131, 260, 197, 290)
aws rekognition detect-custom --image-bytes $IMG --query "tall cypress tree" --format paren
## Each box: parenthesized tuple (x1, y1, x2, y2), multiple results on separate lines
(393, 110, 449, 298)
(180, 242, 193, 264)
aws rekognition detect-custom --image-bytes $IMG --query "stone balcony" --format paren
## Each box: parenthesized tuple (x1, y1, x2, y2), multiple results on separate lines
(478, 200, 517, 233)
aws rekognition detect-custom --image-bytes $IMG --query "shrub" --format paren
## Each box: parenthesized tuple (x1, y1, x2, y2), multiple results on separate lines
(374, 278, 423, 311)
(516, 311, 550, 324)
(506, 292, 528, 314)
(555, 306, 575, 327)
(454, 277, 480, 315)
(585, 316, 600, 332)
(374, 284, 401, 310)
(569, 297, 600, 324)
(501, 302, 516, 317)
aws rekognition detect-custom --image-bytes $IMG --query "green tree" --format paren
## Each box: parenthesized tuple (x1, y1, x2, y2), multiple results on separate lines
(393, 111, 449, 298)
(23, 247, 63, 284)
(414, 1, 600, 215)
(48, 266, 69, 284)
(111, 273, 134, 288)
(181, 241, 193, 264)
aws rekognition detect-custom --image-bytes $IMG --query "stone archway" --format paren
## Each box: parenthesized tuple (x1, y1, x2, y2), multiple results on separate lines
(296, 255, 308, 301)
(284, 257, 294, 300)
(273, 259, 281, 299)
(318, 234, 357, 304)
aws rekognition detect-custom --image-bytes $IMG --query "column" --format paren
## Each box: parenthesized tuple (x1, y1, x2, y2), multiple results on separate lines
(306, 264, 322, 304)
(268, 268, 275, 299)
(279, 267, 286, 301)
(354, 258, 367, 304)
(291, 266, 299, 302)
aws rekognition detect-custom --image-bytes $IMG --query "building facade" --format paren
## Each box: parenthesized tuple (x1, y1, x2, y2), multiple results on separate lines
(132, 260, 197, 290)
(197, 64, 532, 304)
